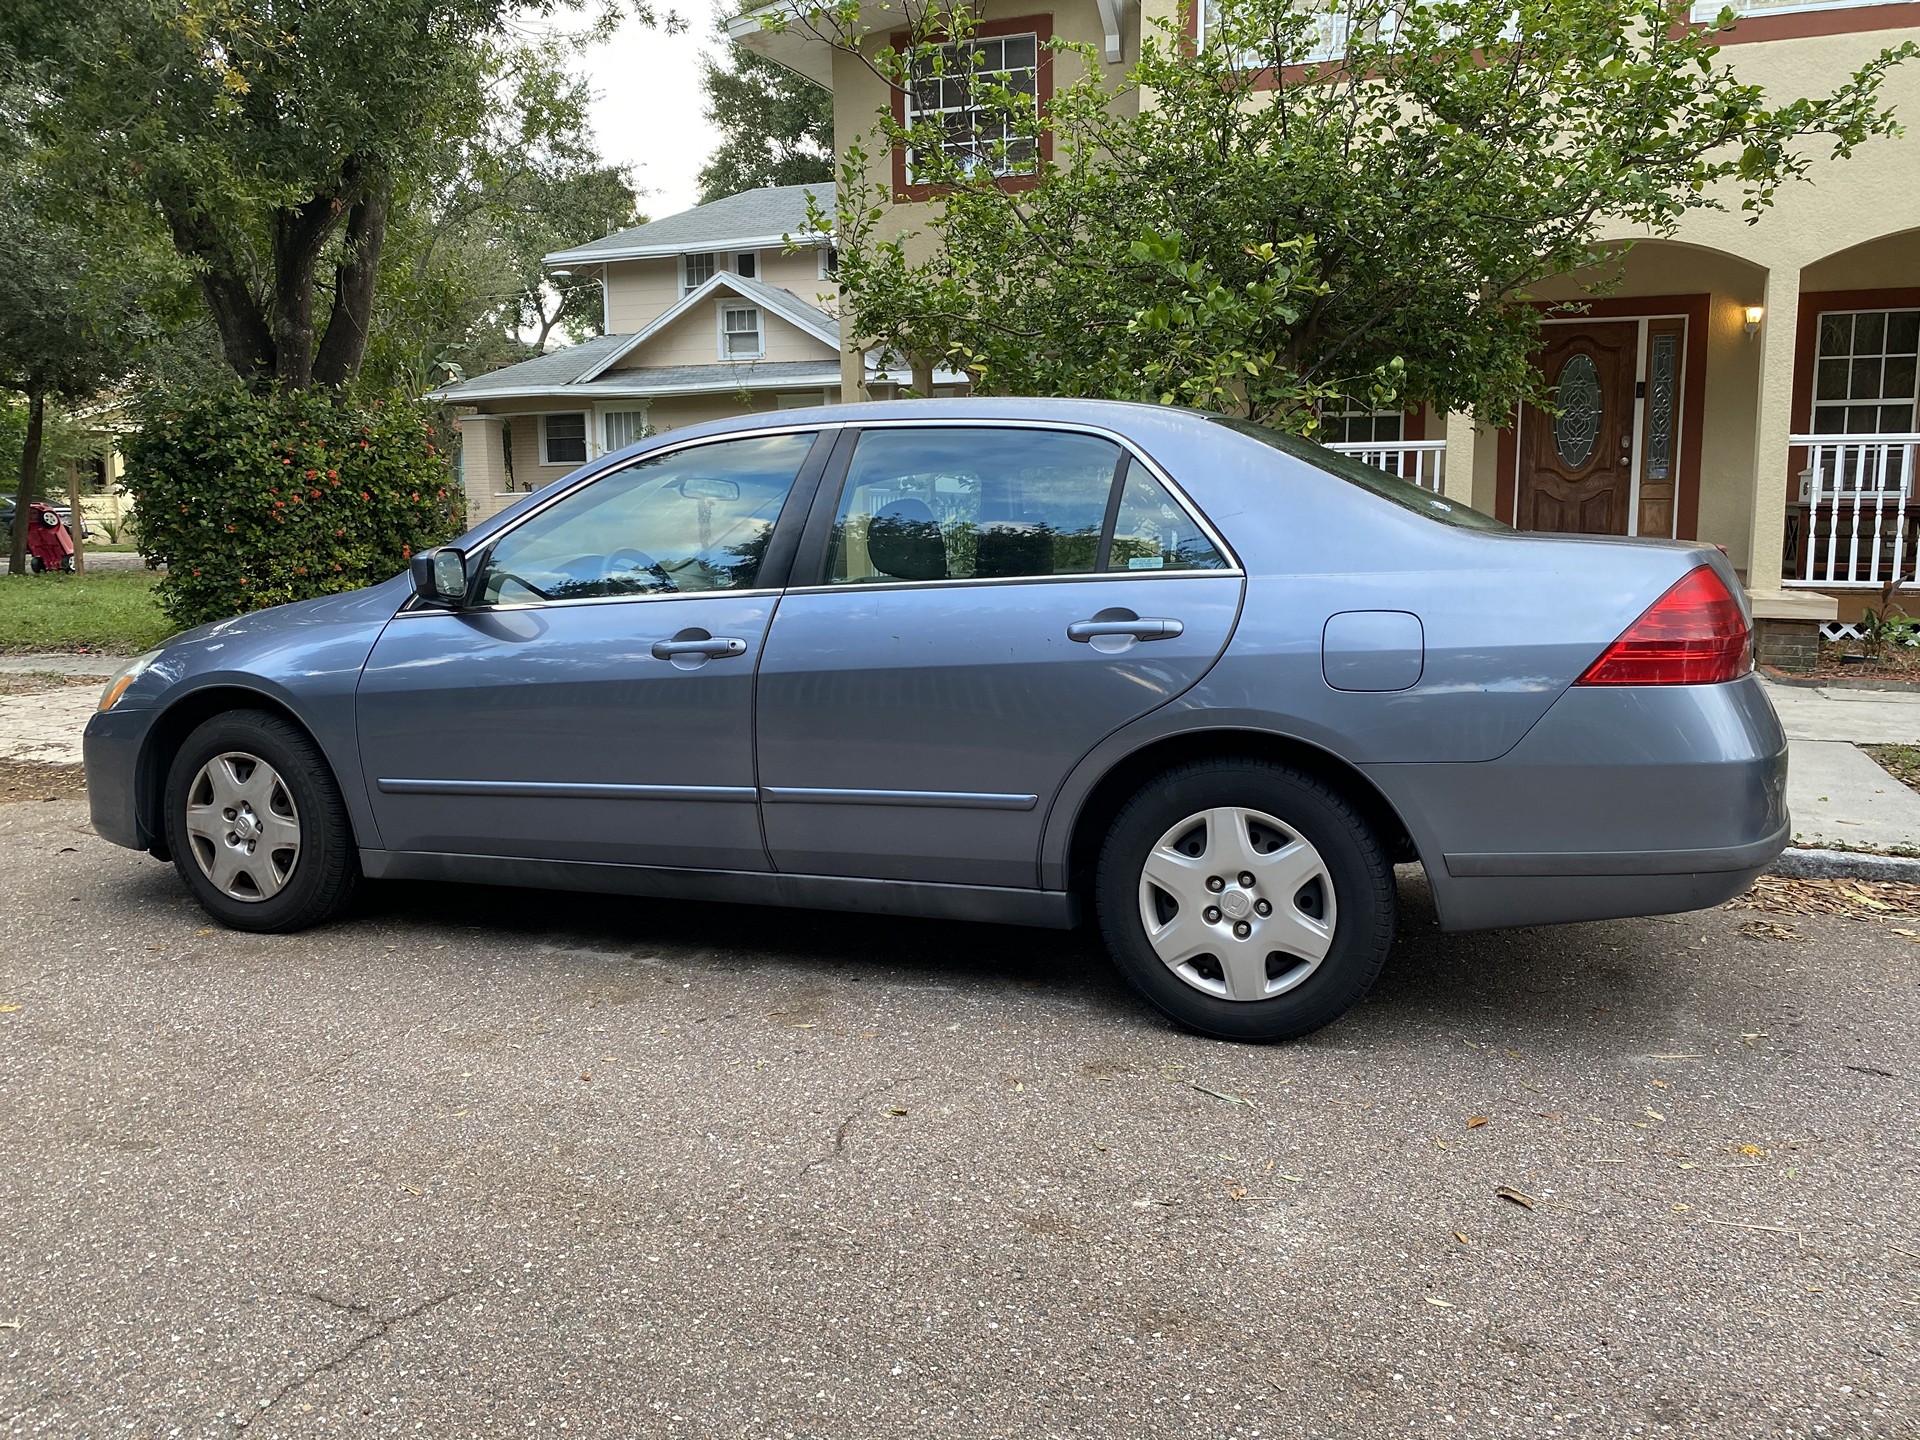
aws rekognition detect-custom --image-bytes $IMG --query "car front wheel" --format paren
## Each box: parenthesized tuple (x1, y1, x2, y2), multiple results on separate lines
(1094, 759, 1396, 1042)
(164, 709, 359, 932)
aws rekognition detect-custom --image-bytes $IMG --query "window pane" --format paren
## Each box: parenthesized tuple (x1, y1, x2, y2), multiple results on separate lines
(477, 433, 815, 604)
(1851, 357, 1884, 400)
(1888, 312, 1920, 356)
(544, 413, 587, 464)
(1107, 466, 1228, 572)
(1856, 311, 1887, 356)
(1818, 313, 1853, 357)
(1816, 357, 1850, 402)
(825, 428, 1122, 584)
(602, 410, 647, 452)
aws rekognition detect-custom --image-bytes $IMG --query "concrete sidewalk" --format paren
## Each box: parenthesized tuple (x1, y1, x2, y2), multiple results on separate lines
(1761, 678, 1920, 855)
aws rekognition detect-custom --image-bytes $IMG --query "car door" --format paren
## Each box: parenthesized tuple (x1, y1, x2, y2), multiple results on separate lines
(754, 422, 1245, 888)
(356, 428, 828, 870)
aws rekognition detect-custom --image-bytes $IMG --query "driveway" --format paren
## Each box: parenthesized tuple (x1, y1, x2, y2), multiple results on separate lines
(2, 797, 1916, 1438)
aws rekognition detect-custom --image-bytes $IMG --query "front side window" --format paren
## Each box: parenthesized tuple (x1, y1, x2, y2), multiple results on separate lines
(721, 305, 764, 360)
(683, 252, 717, 294)
(823, 427, 1226, 584)
(904, 32, 1040, 183)
(475, 432, 816, 605)
(541, 412, 588, 466)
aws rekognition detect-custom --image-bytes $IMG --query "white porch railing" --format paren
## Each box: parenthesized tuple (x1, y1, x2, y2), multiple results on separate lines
(1785, 434, 1920, 589)
(1326, 439, 1447, 493)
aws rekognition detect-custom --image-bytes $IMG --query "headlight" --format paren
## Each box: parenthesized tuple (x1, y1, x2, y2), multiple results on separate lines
(98, 650, 161, 712)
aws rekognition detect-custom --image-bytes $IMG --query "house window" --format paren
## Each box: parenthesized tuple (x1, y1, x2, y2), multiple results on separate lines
(904, 31, 1041, 183)
(682, 252, 717, 294)
(1323, 397, 1405, 446)
(735, 251, 758, 280)
(540, 412, 588, 466)
(602, 409, 649, 452)
(776, 390, 832, 409)
(818, 245, 839, 281)
(1688, 0, 1906, 18)
(1198, 0, 1353, 65)
(720, 305, 764, 361)
(1812, 310, 1920, 436)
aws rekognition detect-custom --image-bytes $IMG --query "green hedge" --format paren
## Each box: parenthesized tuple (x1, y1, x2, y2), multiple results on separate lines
(127, 387, 465, 629)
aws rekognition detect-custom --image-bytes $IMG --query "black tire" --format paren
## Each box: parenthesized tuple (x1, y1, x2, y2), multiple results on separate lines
(164, 708, 359, 933)
(26, 555, 42, 574)
(59, 555, 75, 573)
(1093, 758, 1395, 1042)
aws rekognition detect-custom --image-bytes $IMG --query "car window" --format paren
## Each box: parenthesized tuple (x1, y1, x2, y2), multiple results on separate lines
(1107, 465, 1229, 572)
(474, 432, 816, 604)
(1211, 416, 1508, 531)
(825, 428, 1124, 584)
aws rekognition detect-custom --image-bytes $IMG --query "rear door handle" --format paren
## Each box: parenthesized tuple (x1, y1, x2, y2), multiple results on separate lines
(651, 635, 748, 660)
(1067, 618, 1184, 642)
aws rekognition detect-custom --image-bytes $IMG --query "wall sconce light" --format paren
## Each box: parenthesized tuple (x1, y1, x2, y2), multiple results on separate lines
(1744, 305, 1765, 338)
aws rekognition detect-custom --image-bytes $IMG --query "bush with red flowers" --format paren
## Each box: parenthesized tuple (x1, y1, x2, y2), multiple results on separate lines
(127, 386, 465, 629)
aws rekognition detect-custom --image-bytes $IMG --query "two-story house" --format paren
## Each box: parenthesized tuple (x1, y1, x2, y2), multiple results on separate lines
(436, 183, 850, 525)
(738, 0, 1920, 666)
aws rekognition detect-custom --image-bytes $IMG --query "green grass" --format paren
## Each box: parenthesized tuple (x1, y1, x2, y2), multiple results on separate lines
(0, 569, 175, 654)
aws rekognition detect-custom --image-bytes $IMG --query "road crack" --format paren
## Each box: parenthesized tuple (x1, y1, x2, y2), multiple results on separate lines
(801, 1074, 923, 1176)
(239, 1285, 472, 1429)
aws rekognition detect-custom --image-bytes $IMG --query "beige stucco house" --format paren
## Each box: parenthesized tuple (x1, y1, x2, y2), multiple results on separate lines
(740, 0, 1920, 664)
(434, 184, 853, 525)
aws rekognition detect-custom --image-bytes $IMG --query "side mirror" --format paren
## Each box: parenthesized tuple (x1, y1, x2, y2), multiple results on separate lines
(410, 546, 468, 606)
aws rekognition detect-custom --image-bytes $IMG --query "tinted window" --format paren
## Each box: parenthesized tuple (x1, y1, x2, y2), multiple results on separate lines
(1108, 466, 1229, 572)
(826, 428, 1124, 584)
(1212, 417, 1507, 531)
(475, 433, 815, 604)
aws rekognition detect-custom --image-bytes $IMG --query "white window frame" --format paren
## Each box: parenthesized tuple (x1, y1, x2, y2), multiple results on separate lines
(1689, 0, 1905, 19)
(539, 411, 589, 467)
(817, 244, 839, 282)
(734, 250, 758, 280)
(717, 302, 765, 362)
(903, 31, 1042, 184)
(681, 252, 717, 295)
(597, 404, 652, 454)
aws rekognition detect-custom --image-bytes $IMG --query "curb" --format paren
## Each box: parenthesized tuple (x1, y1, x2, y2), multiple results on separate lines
(1770, 846, 1920, 882)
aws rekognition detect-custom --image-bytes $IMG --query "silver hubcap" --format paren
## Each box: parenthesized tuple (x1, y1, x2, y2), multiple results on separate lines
(1137, 806, 1337, 1002)
(183, 752, 301, 902)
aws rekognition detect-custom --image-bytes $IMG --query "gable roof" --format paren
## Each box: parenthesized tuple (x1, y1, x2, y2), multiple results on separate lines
(578, 271, 841, 381)
(425, 333, 634, 399)
(546, 183, 832, 266)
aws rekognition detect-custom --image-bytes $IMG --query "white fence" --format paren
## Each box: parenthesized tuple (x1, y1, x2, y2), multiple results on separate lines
(1326, 440, 1447, 493)
(1786, 434, 1920, 589)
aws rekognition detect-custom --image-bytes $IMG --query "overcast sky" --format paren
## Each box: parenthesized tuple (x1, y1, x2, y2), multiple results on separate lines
(566, 6, 730, 221)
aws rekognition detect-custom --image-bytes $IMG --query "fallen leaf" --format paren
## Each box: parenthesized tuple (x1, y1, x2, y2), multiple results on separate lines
(1191, 1083, 1252, 1107)
(1225, 1184, 1248, 1200)
(1646, 1107, 1667, 1121)
(887, 1106, 907, 1117)
(0, 1003, 20, 1014)
(1453, 1231, 1470, 1245)
(1738, 1143, 1767, 1157)
(1425, 1296, 1455, 1308)
(579, 1072, 591, 1082)
(1494, 1186, 1536, 1210)
(1467, 1115, 1489, 1129)
(1651, 1077, 1670, 1089)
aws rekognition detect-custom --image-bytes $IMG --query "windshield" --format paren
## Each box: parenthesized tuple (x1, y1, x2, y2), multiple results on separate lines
(1211, 417, 1508, 532)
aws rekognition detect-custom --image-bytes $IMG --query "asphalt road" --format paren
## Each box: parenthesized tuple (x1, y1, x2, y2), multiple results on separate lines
(3, 795, 1917, 1438)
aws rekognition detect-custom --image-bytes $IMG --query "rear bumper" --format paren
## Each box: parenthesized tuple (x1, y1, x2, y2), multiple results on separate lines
(1368, 676, 1788, 932)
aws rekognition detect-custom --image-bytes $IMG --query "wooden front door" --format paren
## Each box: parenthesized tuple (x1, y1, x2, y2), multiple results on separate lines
(1519, 322, 1638, 535)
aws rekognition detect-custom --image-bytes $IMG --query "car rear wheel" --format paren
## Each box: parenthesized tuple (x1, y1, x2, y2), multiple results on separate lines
(164, 709, 359, 932)
(1094, 759, 1395, 1042)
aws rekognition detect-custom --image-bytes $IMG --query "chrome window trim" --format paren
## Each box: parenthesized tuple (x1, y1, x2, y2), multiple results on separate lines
(442, 415, 1240, 615)
(392, 585, 786, 618)
(810, 415, 1243, 581)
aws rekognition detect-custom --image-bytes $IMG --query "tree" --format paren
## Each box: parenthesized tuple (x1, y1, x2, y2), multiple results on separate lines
(697, 41, 835, 203)
(788, 0, 1914, 428)
(0, 178, 136, 573)
(12, 0, 649, 393)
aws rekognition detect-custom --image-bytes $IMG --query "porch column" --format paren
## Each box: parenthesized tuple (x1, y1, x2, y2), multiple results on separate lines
(1744, 269, 1800, 601)
(1441, 409, 1476, 504)
(454, 414, 508, 526)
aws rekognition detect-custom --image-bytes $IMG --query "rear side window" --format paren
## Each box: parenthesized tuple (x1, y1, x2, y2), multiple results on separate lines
(824, 427, 1226, 584)
(1212, 417, 1507, 531)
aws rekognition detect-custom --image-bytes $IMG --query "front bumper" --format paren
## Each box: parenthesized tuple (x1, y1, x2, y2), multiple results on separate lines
(1369, 675, 1789, 932)
(84, 704, 158, 851)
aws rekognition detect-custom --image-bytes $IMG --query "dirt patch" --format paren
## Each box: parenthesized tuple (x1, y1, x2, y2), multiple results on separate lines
(0, 673, 95, 699)
(1864, 744, 1920, 798)
(1726, 873, 1920, 919)
(1780, 640, 1920, 685)
(0, 761, 87, 803)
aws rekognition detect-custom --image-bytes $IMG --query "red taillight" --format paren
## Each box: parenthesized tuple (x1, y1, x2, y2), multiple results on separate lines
(1575, 565, 1752, 686)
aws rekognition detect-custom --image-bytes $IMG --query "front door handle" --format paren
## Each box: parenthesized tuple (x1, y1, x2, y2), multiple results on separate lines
(651, 631, 748, 662)
(1067, 617, 1184, 643)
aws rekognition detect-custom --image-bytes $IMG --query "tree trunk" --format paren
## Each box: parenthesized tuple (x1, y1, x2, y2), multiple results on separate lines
(270, 194, 340, 390)
(158, 197, 277, 384)
(911, 356, 935, 397)
(7, 388, 45, 576)
(312, 180, 393, 388)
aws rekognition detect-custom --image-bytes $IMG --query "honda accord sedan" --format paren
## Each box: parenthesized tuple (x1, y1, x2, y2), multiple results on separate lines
(85, 399, 1787, 1041)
